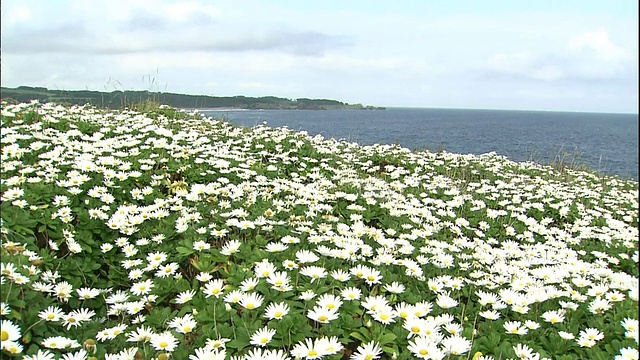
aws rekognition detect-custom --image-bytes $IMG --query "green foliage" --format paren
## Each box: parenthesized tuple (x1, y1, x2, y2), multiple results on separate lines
(0, 86, 383, 110)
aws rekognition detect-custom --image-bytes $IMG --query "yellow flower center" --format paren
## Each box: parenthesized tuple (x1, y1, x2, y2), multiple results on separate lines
(159, 341, 168, 348)
(246, 304, 255, 309)
(319, 315, 328, 321)
(275, 311, 283, 317)
(1, 330, 9, 341)
(184, 326, 192, 332)
(327, 304, 335, 309)
(411, 326, 420, 333)
(212, 288, 220, 294)
(308, 350, 318, 356)
(48, 314, 55, 320)
(365, 355, 374, 360)
(419, 349, 428, 356)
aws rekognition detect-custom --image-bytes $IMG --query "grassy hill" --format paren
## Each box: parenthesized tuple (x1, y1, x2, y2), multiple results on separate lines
(0, 86, 385, 110)
(0, 100, 636, 359)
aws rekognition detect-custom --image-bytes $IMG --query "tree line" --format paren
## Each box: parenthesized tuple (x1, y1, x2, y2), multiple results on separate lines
(0, 86, 385, 110)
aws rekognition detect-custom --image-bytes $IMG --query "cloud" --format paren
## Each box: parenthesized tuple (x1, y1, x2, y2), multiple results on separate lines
(117, 2, 219, 32)
(118, 10, 171, 32)
(478, 52, 568, 82)
(2, 24, 97, 53)
(568, 27, 629, 61)
(170, 31, 353, 56)
(474, 27, 635, 84)
(3, 19, 352, 57)
(3, 6, 32, 25)
(1, 0, 352, 56)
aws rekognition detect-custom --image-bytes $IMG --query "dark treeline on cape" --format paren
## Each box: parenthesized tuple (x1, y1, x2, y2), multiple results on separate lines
(0, 86, 385, 110)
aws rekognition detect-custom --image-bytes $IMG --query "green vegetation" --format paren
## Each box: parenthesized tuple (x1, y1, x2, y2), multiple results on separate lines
(0, 86, 385, 110)
(0, 101, 637, 359)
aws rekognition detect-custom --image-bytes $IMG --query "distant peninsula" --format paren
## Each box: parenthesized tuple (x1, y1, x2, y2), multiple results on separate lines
(0, 86, 385, 111)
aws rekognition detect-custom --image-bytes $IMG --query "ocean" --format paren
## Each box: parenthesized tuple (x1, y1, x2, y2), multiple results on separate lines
(200, 108, 639, 181)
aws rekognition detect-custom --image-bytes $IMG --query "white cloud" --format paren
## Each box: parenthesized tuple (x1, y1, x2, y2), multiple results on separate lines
(475, 26, 635, 84)
(568, 27, 629, 61)
(4, 6, 32, 25)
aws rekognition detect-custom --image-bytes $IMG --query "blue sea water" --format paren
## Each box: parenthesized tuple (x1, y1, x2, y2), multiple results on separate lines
(201, 108, 639, 181)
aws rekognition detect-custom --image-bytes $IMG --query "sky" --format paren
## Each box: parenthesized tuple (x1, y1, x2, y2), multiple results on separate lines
(1, 0, 638, 113)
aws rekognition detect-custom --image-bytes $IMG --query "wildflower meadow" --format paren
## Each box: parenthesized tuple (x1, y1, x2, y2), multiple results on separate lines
(0, 100, 638, 360)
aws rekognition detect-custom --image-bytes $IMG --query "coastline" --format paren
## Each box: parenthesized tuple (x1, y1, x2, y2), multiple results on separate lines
(1, 86, 385, 111)
(183, 107, 250, 111)
(182, 106, 387, 111)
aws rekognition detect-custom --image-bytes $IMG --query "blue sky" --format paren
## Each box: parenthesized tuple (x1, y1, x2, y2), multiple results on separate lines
(1, 0, 637, 113)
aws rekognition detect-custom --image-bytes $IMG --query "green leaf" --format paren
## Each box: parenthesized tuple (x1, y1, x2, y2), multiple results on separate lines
(226, 338, 248, 350)
(176, 246, 195, 255)
(11, 311, 21, 321)
(377, 333, 397, 345)
(349, 331, 368, 343)
(382, 346, 397, 355)
(255, 234, 267, 246)
(22, 330, 32, 343)
(11, 299, 26, 309)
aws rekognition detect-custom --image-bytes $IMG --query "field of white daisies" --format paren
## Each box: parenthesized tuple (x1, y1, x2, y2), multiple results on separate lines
(0, 100, 638, 360)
